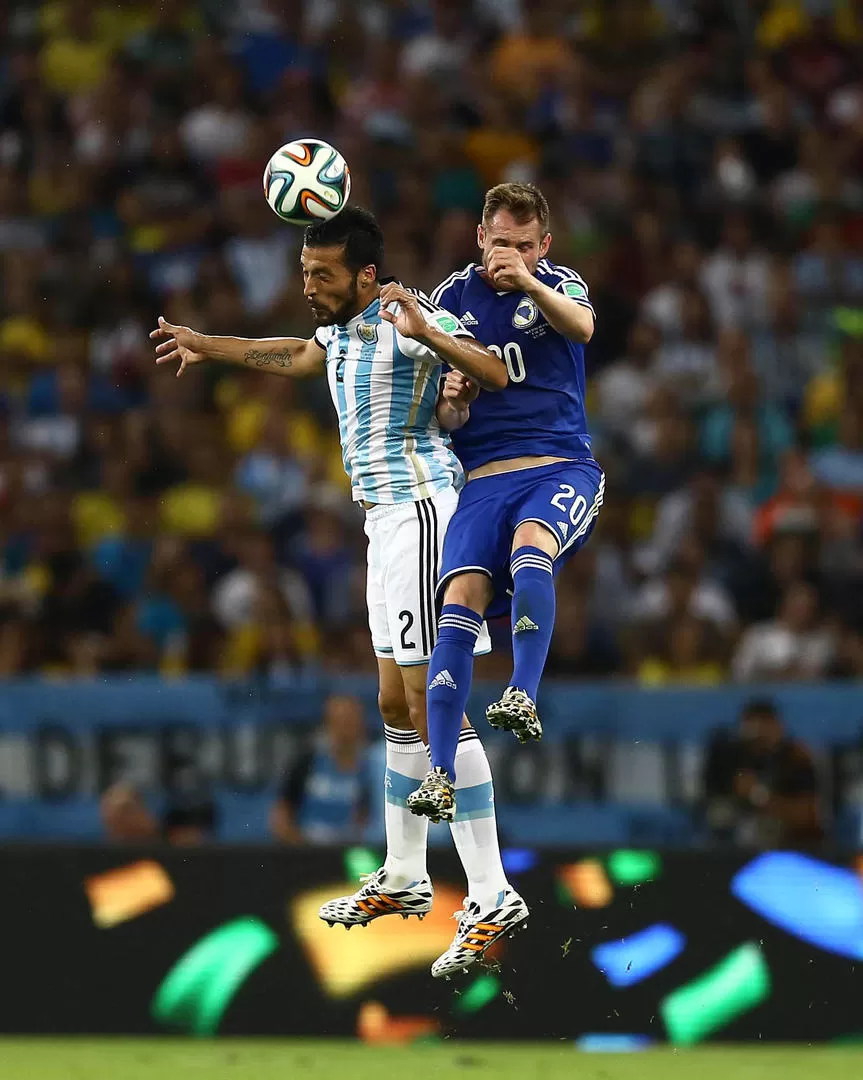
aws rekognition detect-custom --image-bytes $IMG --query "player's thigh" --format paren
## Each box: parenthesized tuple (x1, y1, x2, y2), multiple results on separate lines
(364, 516, 394, 664)
(377, 497, 443, 666)
(511, 461, 606, 561)
(438, 480, 510, 615)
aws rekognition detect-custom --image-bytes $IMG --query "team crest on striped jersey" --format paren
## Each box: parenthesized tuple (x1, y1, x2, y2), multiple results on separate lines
(357, 323, 378, 344)
(513, 297, 539, 329)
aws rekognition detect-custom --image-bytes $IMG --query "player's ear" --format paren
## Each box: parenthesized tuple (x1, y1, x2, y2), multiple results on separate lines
(477, 224, 485, 250)
(359, 265, 376, 288)
(539, 232, 552, 259)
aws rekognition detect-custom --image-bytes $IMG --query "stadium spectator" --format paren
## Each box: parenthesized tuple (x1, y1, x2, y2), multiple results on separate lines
(100, 781, 218, 845)
(732, 580, 835, 681)
(703, 698, 823, 849)
(270, 694, 373, 844)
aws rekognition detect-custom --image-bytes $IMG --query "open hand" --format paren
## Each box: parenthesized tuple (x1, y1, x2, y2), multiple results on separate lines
(481, 248, 533, 293)
(150, 316, 208, 377)
(379, 283, 429, 341)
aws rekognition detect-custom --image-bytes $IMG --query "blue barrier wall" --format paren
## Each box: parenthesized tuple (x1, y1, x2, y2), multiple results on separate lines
(0, 677, 861, 843)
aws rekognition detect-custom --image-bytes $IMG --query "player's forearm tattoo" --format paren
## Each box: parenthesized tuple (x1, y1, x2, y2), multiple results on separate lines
(243, 348, 293, 369)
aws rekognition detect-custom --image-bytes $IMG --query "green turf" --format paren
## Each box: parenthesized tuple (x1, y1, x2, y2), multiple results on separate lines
(0, 1040, 862, 1080)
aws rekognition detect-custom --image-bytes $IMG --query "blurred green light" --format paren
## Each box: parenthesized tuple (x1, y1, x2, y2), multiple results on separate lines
(344, 847, 381, 881)
(607, 850, 661, 886)
(151, 917, 278, 1036)
(453, 974, 501, 1015)
(555, 881, 574, 906)
(661, 943, 770, 1045)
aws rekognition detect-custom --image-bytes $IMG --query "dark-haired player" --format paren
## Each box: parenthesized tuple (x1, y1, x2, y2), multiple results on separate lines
(151, 207, 525, 978)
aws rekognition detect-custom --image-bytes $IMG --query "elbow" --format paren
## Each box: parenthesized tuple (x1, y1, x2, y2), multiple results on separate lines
(575, 319, 594, 345)
(485, 365, 509, 391)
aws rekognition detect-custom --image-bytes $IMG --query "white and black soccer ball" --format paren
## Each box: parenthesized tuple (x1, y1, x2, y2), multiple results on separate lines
(263, 138, 351, 226)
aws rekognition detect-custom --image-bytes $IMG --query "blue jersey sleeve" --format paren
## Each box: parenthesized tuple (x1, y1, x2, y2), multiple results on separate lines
(537, 260, 595, 319)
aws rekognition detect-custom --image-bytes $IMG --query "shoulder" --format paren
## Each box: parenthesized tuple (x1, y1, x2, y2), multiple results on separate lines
(313, 325, 336, 349)
(402, 285, 473, 340)
(537, 259, 592, 304)
(403, 285, 442, 315)
(430, 264, 475, 307)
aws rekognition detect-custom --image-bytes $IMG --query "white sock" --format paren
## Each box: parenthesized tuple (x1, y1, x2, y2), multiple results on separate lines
(382, 725, 429, 888)
(449, 727, 510, 910)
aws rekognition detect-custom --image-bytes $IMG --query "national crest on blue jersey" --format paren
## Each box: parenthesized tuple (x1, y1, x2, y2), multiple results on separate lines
(358, 322, 378, 344)
(513, 297, 539, 330)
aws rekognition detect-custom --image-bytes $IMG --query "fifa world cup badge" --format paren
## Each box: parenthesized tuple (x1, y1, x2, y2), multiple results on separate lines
(358, 323, 378, 344)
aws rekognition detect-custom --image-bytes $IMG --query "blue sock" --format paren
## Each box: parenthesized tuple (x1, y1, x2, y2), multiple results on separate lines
(509, 546, 556, 701)
(427, 604, 482, 780)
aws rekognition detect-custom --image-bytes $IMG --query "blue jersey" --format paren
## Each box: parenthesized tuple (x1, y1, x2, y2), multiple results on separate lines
(431, 259, 595, 472)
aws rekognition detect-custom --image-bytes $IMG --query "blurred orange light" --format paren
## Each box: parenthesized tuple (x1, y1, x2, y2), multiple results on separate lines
(85, 860, 174, 928)
(357, 1001, 439, 1045)
(558, 859, 613, 908)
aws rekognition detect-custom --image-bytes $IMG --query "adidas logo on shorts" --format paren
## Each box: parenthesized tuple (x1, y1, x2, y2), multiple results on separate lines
(428, 669, 458, 691)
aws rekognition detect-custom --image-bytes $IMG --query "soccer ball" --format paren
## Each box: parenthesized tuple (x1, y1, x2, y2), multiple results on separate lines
(263, 138, 351, 226)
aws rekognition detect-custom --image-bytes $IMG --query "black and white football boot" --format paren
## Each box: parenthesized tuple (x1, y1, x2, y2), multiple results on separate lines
(318, 867, 433, 928)
(431, 889, 529, 978)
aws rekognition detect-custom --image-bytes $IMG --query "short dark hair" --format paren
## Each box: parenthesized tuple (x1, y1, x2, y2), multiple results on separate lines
(743, 698, 779, 721)
(303, 206, 384, 274)
(483, 182, 550, 236)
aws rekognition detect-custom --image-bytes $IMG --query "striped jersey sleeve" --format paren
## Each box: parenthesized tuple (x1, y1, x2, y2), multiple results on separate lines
(538, 259, 595, 318)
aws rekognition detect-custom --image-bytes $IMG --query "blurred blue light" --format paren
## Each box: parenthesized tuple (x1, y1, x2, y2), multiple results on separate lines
(576, 1034, 653, 1052)
(732, 852, 863, 959)
(591, 923, 685, 987)
(501, 848, 537, 875)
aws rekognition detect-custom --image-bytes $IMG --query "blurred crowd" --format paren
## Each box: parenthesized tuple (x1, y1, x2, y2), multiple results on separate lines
(2, 0, 863, 682)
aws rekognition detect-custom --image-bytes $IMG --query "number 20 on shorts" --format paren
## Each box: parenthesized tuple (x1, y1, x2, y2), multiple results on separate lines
(551, 484, 588, 528)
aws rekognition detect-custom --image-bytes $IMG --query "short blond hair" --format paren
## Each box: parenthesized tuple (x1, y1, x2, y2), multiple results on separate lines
(482, 182, 550, 236)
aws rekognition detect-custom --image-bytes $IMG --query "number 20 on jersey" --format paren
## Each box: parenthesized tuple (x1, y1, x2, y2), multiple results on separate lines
(489, 342, 526, 383)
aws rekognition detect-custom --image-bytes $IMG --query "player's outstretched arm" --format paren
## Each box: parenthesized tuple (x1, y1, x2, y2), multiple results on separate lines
(150, 316, 325, 378)
(379, 284, 508, 391)
(436, 370, 479, 432)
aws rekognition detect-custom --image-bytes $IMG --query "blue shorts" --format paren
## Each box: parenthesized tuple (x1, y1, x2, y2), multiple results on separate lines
(438, 459, 605, 618)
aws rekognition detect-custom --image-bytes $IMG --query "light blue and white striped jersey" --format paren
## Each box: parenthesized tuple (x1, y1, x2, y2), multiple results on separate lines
(314, 287, 472, 505)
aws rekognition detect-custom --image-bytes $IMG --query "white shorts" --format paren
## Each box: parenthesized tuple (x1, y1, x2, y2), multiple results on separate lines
(364, 486, 492, 666)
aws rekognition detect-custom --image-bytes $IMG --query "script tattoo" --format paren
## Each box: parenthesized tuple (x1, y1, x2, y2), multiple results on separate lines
(243, 348, 293, 369)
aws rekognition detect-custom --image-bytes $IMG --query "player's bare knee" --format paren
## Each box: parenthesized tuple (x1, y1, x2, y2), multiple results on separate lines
(513, 521, 558, 556)
(442, 572, 490, 615)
